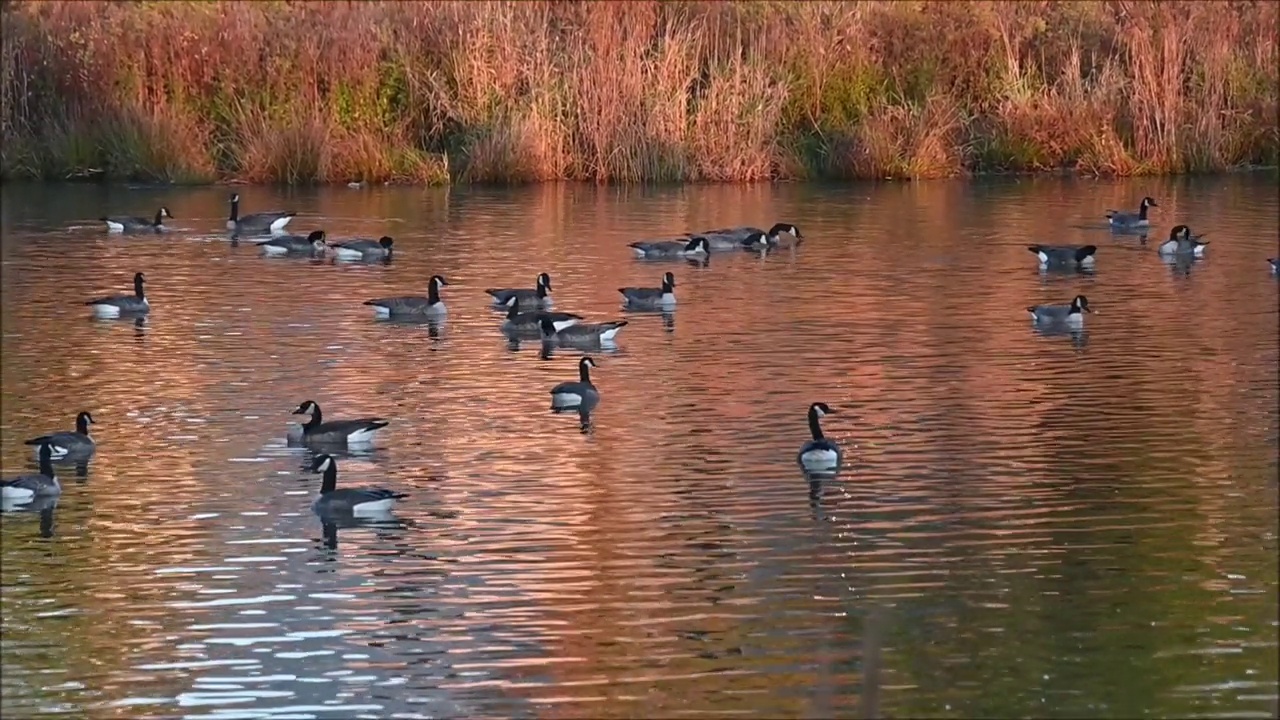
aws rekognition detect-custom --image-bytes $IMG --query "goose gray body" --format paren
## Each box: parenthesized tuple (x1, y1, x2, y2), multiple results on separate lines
(797, 403, 842, 477)
(486, 273, 554, 309)
(629, 236, 709, 259)
(364, 275, 448, 318)
(1157, 225, 1209, 257)
(1028, 295, 1092, 325)
(85, 272, 149, 318)
(310, 454, 407, 516)
(549, 356, 600, 411)
(1028, 244, 1098, 268)
(101, 207, 173, 233)
(227, 193, 296, 234)
(619, 272, 676, 310)
(24, 411, 96, 460)
(290, 400, 389, 446)
(1106, 197, 1157, 228)
(2, 443, 61, 503)
(257, 230, 327, 256)
(692, 222, 803, 251)
(500, 297, 582, 337)
(330, 236, 393, 260)
(538, 316, 628, 347)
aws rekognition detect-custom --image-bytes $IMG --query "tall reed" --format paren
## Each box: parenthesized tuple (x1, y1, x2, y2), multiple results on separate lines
(1, 1, 1275, 184)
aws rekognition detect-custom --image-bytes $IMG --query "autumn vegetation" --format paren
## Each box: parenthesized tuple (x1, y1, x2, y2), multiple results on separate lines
(1, 0, 1276, 185)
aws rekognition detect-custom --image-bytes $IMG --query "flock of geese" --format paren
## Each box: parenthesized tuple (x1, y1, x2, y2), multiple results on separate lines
(3, 192, 1274, 517)
(4, 192, 833, 518)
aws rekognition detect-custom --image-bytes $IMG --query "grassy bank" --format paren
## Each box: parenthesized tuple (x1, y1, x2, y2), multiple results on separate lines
(1, 1, 1276, 184)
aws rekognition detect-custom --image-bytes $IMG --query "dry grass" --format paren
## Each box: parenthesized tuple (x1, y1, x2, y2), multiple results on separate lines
(1, 0, 1275, 184)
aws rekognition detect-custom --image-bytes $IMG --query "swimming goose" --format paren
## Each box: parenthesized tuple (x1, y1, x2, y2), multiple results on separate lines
(101, 207, 173, 233)
(1105, 197, 1157, 228)
(363, 275, 448, 319)
(330, 236, 394, 261)
(85, 272, 149, 318)
(538, 316, 628, 347)
(629, 236, 710, 259)
(550, 356, 600, 411)
(2, 443, 61, 503)
(289, 400, 389, 446)
(797, 402, 842, 477)
(309, 454, 407, 516)
(1028, 295, 1092, 325)
(619, 271, 676, 310)
(1027, 244, 1098, 269)
(24, 411, 96, 460)
(486, 273, 554, 309)
(500, 296, 582, 337)
(694, 222, 803, 251)
(226, 193, 296, 234)
(257, 229, 327, 256)
(1157, 225, 1209, 257)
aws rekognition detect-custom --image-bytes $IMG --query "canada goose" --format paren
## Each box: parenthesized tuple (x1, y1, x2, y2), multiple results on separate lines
(694, 222, 803, 251)
(500, 296, 582, 337)
(486, 273, 554, 309)
(618, 272, 676, 310)
(797, 402, 842, 477)
(257, 229, 327, 256)
(363, 275, 448, 319)
(24, 411, 96, 460)
(538, 316, 628, 347)
(1028, 295, 1092, 325)
(226, 193, 296, 234)
(629, 236, 710, 259)
(289, 400, 389, 445)
(309, 454, 407, 516)
(549, 356, 599, 411)
(2, 443, 61, 503)
(1027, 244, 1098, 269)
(1105, 197, 1157, 228)
(101, 207, 173, 233)
(330, 236, 394, 261)
(85, 272, 149, 318)
(1157, 225, 1209, 257)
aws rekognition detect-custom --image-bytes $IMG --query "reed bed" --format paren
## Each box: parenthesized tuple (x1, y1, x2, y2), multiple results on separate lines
(1, 0, 1275, 184)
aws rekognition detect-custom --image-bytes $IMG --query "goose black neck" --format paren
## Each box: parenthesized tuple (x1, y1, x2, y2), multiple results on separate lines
(536, 283, 548, 299)
(662, 278, 674, 293)
(579, 362, 592, 383)
(228, 198, 239, 222)
(428, 281, 441, 304)
(134, 276, 145, 300)
(319, 462, 338, 494)
(305, 406, 322, 429)
(38, 448, 54, 477)
(808, 408, 825, 441)
(506, 300, 521, 319)
(75, 414, 90, 434)
(153, 209, 164, 226)
(1138, 203, 1149, 220)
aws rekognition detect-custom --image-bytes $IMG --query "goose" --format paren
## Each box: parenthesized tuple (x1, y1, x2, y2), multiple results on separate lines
(1028, 295, 1092, 326)
(330, 236, 394, 261)
(550, 356, 599, 411)
(500, 296, 582, 337)
(797, 402, 842, 477)
(538, 316, 628, 347)
(1027, 244, 1098, 269)
(486, 273, 554, 309)
(289, 400, 389, 446)
(257, 229, 327, 256)
(226, 192, 296, 234)
(628, 236, 710, 259)
(24, 411, 96, 460)
(619, 271, 676, 310)
(2, 443, 61, 503)
(1157, 225, 1209, 257)
(693, 222, 803, 251)
(1105, 197, 1157, 228)
(101, 207, 173, 233)
(309, 454, 407, 516)
(85, 272, 149, 318)
(363, 275, 448, 319)
(1269, 258, 1278, 274)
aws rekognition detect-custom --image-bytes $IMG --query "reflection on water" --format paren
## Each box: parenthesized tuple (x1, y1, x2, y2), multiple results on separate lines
(2, 176, 1277, 719)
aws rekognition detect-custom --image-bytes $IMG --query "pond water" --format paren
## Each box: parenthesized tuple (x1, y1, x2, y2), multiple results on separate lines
(1, 175, 1277, 719)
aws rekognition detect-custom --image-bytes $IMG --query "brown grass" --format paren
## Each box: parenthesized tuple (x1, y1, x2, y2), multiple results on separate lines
(1, 0, 1276, 184)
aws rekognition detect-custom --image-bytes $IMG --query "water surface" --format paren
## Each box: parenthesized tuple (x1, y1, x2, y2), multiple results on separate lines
(2, 176, 1278, 719)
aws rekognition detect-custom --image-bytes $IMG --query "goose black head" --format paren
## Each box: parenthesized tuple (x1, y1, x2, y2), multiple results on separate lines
(580, 356, 598, 370)
(133, 271, 146, 285)
(430, 275, 449, 288)
(37, 441, 53, 464)
(1169, 224, 1189, 241)
(1141, 197, 1158, 209)
(378, 236, 394, 249)
(537, 272, 552, 292)
(662, 271, 676, 289)
(310, 454, 335, 473)
(77, 411, 95, 426)
(306, 230, 326, 242)
(809, 402, 834, 418)
(292, 400, 320, 416)
(743, 231, 770, 248)
(1071, 295, 1092, 313)
(229, 193, 240, 204)
(538, 316, 559, 338)
(685, 236, 710, 253)
(160, 207, 174, 219)
(769, 222, 802, 240)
